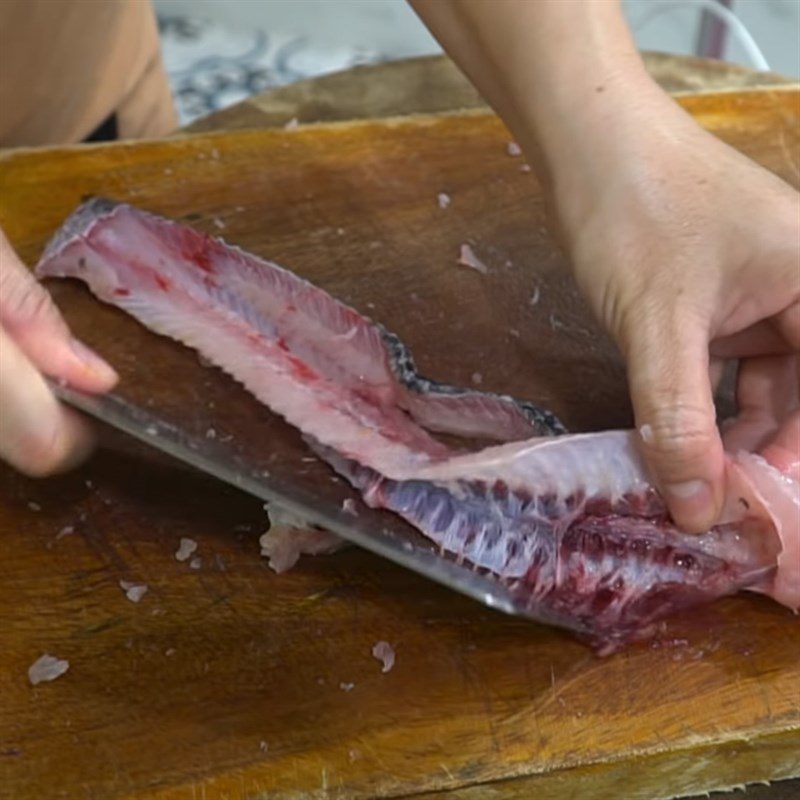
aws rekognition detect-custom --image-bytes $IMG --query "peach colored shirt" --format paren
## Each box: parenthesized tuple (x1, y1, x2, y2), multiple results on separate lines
(0, 0, 177, 147)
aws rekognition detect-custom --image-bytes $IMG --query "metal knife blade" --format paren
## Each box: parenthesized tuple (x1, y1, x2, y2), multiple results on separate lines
(50, 380, 528, 619)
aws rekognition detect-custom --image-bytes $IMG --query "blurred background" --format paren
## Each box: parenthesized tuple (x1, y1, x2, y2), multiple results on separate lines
(153, 0, 800, 125)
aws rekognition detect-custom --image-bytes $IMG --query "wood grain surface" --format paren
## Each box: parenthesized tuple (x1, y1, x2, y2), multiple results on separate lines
(185, 52, 796, 134)
(1, 88, 799, 799)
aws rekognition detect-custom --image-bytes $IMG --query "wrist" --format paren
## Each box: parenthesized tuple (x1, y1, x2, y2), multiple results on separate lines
(528, 65, 704, 244)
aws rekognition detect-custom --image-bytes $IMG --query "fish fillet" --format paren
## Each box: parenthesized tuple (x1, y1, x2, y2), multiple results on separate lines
(36, 199, 799, 649)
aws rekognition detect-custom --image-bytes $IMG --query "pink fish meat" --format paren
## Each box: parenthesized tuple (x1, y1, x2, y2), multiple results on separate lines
(37, 200, 799, 650)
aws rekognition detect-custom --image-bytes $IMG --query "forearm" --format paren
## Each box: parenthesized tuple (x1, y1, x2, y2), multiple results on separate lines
(409, 1, 675, 207)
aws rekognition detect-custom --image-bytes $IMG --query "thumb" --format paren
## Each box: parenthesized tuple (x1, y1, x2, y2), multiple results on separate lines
(0, 231, 117, 392)
(622, 310, 725, 533)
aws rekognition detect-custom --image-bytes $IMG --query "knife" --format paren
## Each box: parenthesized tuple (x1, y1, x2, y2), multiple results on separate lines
(50, 379, 531, 620)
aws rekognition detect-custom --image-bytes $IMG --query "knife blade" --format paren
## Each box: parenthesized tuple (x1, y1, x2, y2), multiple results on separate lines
(49, 379, 528, 620)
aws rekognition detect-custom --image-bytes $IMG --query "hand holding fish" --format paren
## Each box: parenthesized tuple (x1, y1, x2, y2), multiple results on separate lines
(0, 228, 117, 475)
(412, 0, 800, 533)
(561, 112, 800, 534)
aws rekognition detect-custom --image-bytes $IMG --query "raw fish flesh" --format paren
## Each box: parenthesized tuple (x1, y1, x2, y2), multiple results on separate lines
(37, 199, 799, 649)
(259, 506, 345, 573)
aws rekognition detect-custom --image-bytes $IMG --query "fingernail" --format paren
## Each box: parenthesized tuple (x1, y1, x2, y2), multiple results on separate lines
(70, 338, 118, 383)
(664, 479, 709, 501)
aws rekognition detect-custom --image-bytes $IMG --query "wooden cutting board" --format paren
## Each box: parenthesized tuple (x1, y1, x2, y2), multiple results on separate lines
(1, 88, 798, 800)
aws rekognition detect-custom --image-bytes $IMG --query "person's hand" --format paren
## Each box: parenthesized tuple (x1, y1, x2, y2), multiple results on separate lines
(0, 228, 118, 475)
(556, 100, 800, 532)
(409, 0, 799, 532)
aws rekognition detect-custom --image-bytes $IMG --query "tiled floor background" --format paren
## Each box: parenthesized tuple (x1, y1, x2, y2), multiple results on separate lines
(154, 0, 800, 125)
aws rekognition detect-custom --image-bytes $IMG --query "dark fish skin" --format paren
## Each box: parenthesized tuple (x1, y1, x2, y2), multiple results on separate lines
(379, 327, 567, 437)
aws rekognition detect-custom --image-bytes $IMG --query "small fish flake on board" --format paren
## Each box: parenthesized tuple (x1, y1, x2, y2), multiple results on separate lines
(506, 141, 522, 157)
(342, 498, 358, 516)
(259, 526, 345, 573)
(28, 654, 69, 686)
(437, 192, 451, 209)
(119, 580, 148, 603)
(458, 243, 488, 275)
(339, 681, 356, 692)
(371, 641, 395, 673)
(175, 537, 198, 562)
